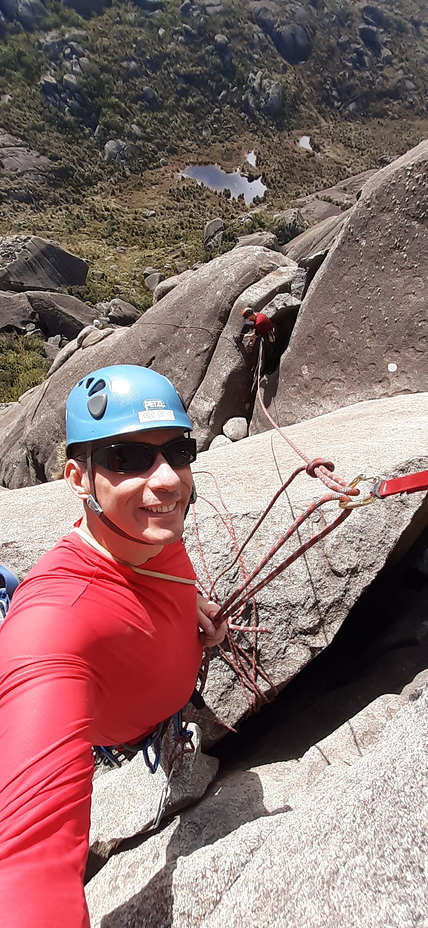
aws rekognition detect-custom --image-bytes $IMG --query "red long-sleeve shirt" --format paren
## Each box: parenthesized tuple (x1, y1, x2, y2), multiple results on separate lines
(0, 531, 202, 927)
(253, 313, 274, 337)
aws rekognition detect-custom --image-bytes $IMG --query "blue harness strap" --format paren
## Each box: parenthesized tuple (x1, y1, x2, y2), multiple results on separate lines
(0, 566, 20, 626)
(93, 710, 194, 774)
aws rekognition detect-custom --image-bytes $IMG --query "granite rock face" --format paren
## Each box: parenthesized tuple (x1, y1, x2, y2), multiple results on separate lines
(1, 393, 427, 744)
(0, 245, 288, 485)
(250, 139, 428, 435)
(0, 144, 427, 491)
(0, 129, 51, 181)
(86, 682, 428, 927)
(0, 236, 88, 292)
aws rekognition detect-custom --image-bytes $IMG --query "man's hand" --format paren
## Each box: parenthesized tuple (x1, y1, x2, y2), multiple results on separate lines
(197, 593, 227, 648)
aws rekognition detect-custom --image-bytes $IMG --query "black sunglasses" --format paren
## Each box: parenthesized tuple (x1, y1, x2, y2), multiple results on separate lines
(90, 437, 197, 474)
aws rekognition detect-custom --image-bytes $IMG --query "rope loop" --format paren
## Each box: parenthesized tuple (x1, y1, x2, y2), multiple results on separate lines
(306, 458, 335, 478)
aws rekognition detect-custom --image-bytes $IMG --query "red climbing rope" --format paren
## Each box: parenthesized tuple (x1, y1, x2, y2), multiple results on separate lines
(190, 342, 427, 713)
(255, 347, 361, 499)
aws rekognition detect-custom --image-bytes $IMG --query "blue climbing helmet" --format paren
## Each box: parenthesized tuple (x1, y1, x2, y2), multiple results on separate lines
(66, 364, 192, 453)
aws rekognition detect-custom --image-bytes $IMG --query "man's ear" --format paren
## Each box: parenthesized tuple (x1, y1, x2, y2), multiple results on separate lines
(64, 458, 90, 502)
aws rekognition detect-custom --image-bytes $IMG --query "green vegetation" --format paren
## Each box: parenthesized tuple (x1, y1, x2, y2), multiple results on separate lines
(0, 0, 427, 393)
(0, 334, 49, 403)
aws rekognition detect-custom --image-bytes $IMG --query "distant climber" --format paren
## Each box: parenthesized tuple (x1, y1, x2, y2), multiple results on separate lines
(240, 307, 278, 375)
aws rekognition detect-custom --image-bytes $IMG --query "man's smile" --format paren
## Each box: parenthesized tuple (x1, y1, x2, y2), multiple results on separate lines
(140, 502, 178, 514)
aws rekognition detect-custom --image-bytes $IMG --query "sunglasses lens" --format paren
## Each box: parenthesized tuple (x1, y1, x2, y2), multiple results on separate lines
(92, 438, 197, 473)
(94, 445, 155, 473)
(164, 439, 197, 467)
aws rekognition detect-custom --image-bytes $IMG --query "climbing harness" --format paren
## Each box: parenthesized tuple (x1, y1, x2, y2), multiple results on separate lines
(0, 566, 20, 626)
(93, 709, 195, 827)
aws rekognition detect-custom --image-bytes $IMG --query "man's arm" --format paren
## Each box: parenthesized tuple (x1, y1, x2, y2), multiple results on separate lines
(0, 606, 96, 928)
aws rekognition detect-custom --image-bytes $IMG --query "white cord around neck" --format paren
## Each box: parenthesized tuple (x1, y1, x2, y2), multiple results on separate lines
(72, 526, 196, 585)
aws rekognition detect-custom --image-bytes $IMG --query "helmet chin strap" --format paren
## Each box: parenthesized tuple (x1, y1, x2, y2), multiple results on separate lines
(84, 447, 197, 544)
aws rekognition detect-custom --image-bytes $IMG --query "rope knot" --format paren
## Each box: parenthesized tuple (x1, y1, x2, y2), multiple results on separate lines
(306, 458, 335, 478)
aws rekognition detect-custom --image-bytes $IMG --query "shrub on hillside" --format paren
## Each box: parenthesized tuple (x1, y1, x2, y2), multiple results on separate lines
(0, 333, 48, 403)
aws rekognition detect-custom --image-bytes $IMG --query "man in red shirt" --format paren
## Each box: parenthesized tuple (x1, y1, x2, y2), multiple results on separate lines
(240, 307, 278, 375)
(0, 364, 226, 928)
(241, 307, 276, 344)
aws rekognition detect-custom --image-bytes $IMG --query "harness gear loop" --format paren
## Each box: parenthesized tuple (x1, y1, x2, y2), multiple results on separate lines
(151, 710, 194, 828)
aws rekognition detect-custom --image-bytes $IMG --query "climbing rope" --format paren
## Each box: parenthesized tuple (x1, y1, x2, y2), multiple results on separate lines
(191, 341, 427, 715)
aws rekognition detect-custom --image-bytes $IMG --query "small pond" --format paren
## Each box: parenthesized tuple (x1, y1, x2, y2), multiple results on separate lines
(299, 135, 313, 152)
(179, 162, 267, 205)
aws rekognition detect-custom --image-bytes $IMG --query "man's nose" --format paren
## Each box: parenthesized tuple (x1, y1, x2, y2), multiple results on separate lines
(148, 453, 182, 487)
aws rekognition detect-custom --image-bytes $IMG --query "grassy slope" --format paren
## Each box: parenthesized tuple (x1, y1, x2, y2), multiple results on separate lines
(0, 0, 427, 314)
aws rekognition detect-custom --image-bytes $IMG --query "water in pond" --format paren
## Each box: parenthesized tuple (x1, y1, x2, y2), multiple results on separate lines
(180, 163, 266, 205)
(299, 135, 313, 152)
(246, 150, 257, 167)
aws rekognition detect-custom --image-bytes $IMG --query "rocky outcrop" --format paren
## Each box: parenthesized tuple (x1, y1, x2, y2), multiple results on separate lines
(2, 393, 427, 739)
(203, 217, 224, 249)
(0, 245, 288, 485)
(1, 393, 427, 922)
(25, 291, 97, 340)
(0, 288, 98, 338)
(250, 139, 428, 435)
(60, 0, 110, 15)
(0, 129, 51, 182)
(1, 144, 427, 487)
(293, 169, 378, 224)
(243, 70, 283, 118)
(0, 236, 88, 292)
(94, 298, 140, 326)
(86, 683, 428, 927)
(267, 208, 307, 245)
(250, 3, 314, 65)
(0, 0, 48, 30)
(0, 290, 33, 333)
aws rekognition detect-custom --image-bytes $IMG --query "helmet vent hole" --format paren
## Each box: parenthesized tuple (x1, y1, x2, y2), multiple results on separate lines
(87, 394, 108, 420)
(88, 379, 106, 396)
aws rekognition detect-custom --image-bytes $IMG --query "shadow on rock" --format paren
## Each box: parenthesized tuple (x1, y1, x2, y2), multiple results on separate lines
(98, 767, 279, 927)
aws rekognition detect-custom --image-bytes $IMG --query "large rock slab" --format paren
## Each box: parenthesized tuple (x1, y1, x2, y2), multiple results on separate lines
(1, 394, 427, 743)
(25, 291, 97, 340)
(0, 236, 88, 292)
(0, 129, 51, 180)
(0, 290, 33, 333)
(251, 140, 428, 435)
(293, 169, 377, 223)
(0, 246, 288, 485)
(232, 260, 298, 314)
(86, 681, 428, 927)
(177, 687, 428, 928)
(184, 393, 428, 742)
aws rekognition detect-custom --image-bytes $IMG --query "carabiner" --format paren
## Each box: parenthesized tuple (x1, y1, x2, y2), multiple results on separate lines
(338, 474, 379, 510)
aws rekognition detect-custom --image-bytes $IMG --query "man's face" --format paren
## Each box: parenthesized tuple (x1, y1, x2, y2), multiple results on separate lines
(88, 428, 194, 547)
